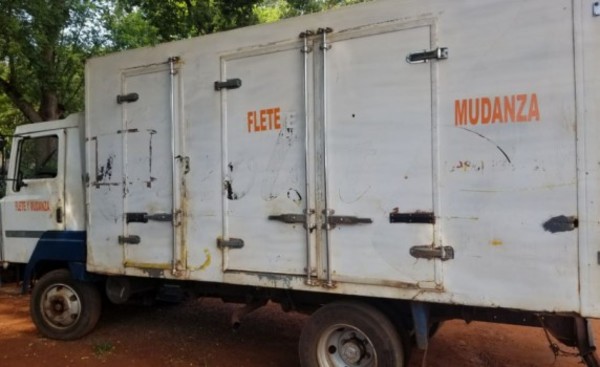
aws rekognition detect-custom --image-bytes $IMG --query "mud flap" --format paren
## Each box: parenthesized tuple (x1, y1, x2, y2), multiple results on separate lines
(576, 318, 600, 367)
(544, 315, 599, 367)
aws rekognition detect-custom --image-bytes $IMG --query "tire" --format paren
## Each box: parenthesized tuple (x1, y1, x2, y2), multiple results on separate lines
(30, 269, 101, 340)
(299, 301, 405, 367)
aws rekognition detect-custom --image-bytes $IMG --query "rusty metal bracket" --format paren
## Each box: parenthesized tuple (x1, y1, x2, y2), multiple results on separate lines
(410, 245, 454, 261)
(326, 215, 372, 229)
(217, 237, 244, 249)
(268, 214, 306, 224)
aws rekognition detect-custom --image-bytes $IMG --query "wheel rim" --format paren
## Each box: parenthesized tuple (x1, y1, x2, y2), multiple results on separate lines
(317, 324, 377, 367)
(40, 283, 82, 330)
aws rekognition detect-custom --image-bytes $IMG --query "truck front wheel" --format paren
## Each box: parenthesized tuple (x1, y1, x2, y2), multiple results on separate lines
(299, 301, 405, 367)
(30, 269, 101, 340)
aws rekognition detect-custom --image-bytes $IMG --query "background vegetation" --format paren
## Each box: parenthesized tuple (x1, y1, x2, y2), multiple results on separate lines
(0, 0, 368, 130)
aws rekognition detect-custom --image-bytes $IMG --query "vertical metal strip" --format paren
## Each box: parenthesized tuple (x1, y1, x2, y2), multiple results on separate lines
(429, 23, 443, 287)
(168, 56, 179, 275)
(319, 28, 333, 288)
(120, 72, 129, 265)
(301, 31, 315, 286)
(220, 58, 230, 271)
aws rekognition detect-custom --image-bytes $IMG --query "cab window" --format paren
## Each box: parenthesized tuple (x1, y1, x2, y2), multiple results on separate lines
(16, 135, 58, 181)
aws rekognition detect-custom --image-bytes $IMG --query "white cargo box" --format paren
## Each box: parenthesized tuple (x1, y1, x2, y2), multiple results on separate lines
(83, 0, 600, 318)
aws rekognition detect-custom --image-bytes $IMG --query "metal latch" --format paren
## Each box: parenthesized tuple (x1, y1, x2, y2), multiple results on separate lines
(116, 93, 139, 104)
(119, 235, 141, 245)
(594, 2, 600, 16)
(327, 215, 372, 229)
(215, 79, 242, 91)
(390, 212, 435, 224)
(268, 214, 306, 224)
(410, 245, 454, 261)
(406, 47, 448, 64)
(126, 212, 173, 223)
(217, 237, 245, 249)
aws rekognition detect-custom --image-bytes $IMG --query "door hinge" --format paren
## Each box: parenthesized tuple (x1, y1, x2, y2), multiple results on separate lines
(217, 237, 244, 249)
(594, 2, 600, 16)
(214, 79, 242, 91)
(410, 245, 454, 261)
(406, 47, 448, 64)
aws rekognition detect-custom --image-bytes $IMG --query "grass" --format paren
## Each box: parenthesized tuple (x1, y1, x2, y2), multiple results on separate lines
(92, 341, 114, 357)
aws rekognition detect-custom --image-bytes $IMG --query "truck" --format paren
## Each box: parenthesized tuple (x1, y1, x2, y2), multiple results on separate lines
(0, 0, 599, 365)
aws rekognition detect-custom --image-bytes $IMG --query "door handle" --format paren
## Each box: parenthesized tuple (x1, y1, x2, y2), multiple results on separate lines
(56, 207, 63, 223)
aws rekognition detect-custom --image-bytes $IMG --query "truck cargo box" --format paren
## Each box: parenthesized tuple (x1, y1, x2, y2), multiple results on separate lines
(1, 0, 600, 365)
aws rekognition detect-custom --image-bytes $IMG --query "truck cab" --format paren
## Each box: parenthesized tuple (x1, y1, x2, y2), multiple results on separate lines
(0, 113, 86, 277)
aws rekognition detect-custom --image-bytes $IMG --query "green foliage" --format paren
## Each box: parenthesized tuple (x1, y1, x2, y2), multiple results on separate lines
(103, 5, 160, 51)
(254, 0, 290, 23)
(0, 0, 370, 134)
(0, 0, 109, 125)
(257, 0, 369, 19)
(92, 341, 114, 357)
(118, 0, 262, 42)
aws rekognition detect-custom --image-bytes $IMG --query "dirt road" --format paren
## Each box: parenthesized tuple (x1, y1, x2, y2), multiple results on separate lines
(0, 284, 594, 366)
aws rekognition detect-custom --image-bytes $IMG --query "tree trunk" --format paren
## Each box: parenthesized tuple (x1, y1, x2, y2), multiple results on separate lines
(0, 77, 43, 123)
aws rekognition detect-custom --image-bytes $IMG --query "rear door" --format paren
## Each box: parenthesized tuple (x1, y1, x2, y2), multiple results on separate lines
(320, 24, 437, 287)
(220, 43, 311, 276)
(120, 62, 182, 272)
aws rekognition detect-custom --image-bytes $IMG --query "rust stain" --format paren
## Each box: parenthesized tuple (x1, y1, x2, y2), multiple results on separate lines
(450, 160, 484, 173)
(199, 249, 211, 271)
(490, 239, 503, 246)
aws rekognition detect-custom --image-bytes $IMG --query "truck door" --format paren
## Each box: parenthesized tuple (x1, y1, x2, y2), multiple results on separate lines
(1, 132, 65, 263)
(220, 43, 311, 276)
(119, 61, 183, 273)
(318, 24, 438, 287)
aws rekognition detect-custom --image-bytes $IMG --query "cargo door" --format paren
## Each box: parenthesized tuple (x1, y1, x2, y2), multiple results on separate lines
(1, 132, 65, 263)
(119, 60, 182, 273)
(220, 43, 311, 275)
(317, 25, 438, 287)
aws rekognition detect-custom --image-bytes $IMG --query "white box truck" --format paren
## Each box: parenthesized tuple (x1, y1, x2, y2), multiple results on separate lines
(1, 0, 599, 365)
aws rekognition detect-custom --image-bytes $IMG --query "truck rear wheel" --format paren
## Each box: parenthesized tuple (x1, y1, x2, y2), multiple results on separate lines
(30, 269, 101, 340)
(299, 301, 405, 367)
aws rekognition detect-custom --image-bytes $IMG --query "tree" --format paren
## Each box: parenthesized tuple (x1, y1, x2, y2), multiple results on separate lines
(102, 4, 160, 51)
(118, 0, 263, 42)
(0, 0, 369, 128)
(0, 0, 107, 124)
(255, 0, 369, 20)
